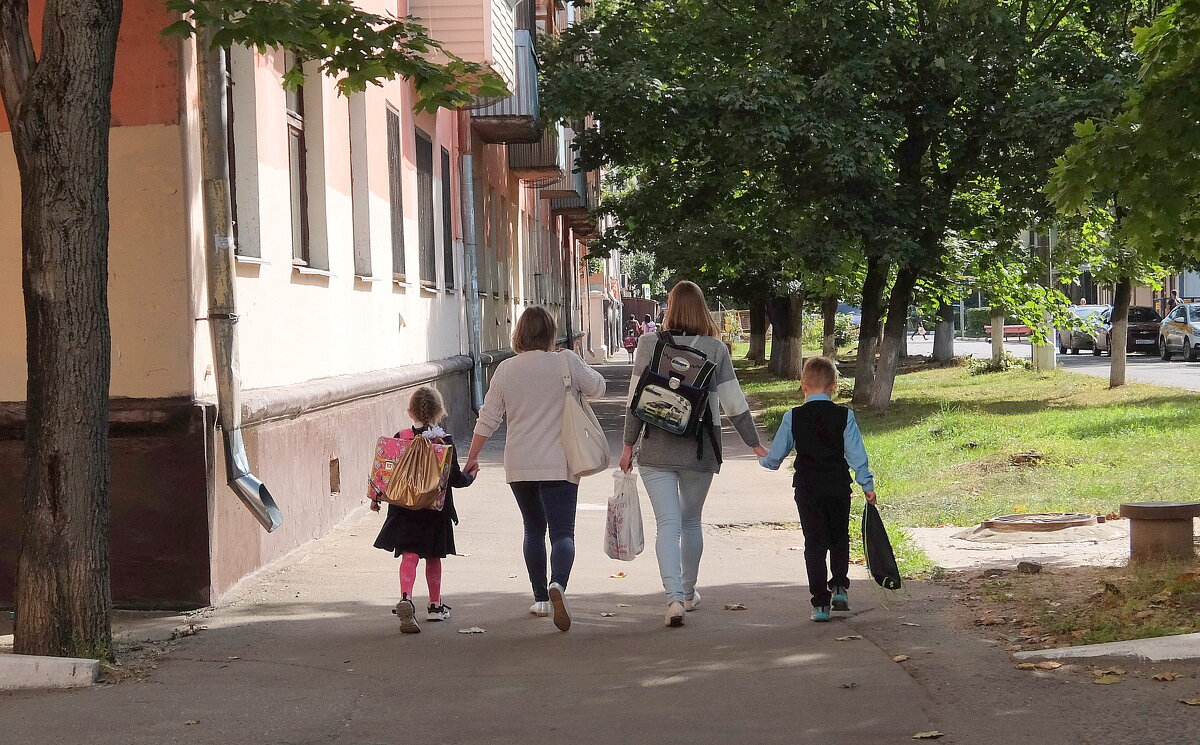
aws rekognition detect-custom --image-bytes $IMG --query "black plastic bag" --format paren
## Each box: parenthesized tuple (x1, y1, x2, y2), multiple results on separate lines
(862, 502, 902, 590)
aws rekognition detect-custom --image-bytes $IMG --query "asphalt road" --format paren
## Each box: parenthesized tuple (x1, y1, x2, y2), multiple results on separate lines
(907, 337, 1200, 393)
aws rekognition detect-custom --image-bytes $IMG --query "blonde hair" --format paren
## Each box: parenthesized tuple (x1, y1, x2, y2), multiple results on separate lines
(663, 281, 720, 337)
(408, 386, 446, 426)
(802, 356, 838, 391)
(512, 305, 557, 352)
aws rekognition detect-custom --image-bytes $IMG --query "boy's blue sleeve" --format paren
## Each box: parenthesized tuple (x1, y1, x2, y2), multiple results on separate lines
(843, 410, 875, 491)
(759, 410, 794, 470)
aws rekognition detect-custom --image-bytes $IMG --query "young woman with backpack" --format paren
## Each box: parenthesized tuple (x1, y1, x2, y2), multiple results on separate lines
(619, 281, 767, 627)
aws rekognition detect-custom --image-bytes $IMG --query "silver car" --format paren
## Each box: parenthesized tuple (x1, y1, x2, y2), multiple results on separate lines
(1160, 303, 1200, 361)
(1057, 304, 1110, 354)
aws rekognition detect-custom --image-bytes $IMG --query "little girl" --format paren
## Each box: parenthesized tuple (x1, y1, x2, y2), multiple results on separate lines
(623, 331, 638, 362)
(371, 386, 474, 634)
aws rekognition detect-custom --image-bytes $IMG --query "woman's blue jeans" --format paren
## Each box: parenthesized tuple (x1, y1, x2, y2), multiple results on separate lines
(511, 480, 578, 602)
(640, 467, 715, 604)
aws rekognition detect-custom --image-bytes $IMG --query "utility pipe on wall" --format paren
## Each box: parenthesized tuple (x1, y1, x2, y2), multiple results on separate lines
(196, 32, 282, 532)
(458, 110, 485, 411)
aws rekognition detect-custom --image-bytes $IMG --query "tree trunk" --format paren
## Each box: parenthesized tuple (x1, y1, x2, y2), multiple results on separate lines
(1, 0, 121, 659)
(747, 301, 767, 364)
(990, 308, 1005, 363)
(932, 301, 954, 363)
(852, 255, 888, 405)
(1109, 277, 1132, 388)
(868, 264, 919, 410)
(821, 294, 838, 359)
(768, 291, 805, 379)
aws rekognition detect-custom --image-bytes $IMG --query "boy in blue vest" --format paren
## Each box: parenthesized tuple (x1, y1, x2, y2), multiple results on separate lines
(759, 356, 876, 622)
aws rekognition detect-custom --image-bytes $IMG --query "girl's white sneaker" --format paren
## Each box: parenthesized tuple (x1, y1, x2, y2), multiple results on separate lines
(684, 590, 702, 612)
(665, 601, 685, 627)
(530, 601, 551, 617)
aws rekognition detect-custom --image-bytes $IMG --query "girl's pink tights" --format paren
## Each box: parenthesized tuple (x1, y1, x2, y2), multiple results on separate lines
(399, 554, 442, 604)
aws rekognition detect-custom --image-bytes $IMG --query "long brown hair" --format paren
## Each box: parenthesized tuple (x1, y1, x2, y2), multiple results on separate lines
(663, 281, 720, 337)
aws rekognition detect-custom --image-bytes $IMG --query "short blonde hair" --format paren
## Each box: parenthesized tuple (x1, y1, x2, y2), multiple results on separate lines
(408, 386, 446, 426)
(512, 305, 557, 352)
(802, 356, 838, 391)
(663, 281, 720, 337)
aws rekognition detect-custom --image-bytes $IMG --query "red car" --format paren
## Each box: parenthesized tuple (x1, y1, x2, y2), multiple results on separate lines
(1093, 306, 1162, 355)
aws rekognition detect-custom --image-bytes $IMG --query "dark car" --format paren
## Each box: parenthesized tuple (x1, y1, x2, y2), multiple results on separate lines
(1057, 305, 1110, 354)
(1093, 306, 1162, 355)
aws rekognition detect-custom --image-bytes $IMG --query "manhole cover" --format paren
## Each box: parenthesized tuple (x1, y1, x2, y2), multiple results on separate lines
(980, 513, 1097, 532)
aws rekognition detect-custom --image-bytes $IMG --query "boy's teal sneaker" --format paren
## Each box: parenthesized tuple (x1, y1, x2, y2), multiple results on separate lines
(831, 587, 850, 612)
(810, 605, 831, 622)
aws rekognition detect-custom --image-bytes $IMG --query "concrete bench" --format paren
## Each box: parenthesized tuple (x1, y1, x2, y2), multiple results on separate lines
(1119, 502, 1200, 561)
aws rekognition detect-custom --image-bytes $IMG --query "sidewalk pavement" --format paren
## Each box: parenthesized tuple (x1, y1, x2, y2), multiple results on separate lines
(0, 360, 936, 744)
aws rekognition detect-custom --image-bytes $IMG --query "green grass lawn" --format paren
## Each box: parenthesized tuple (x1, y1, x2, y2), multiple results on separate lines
(736, 356, 1200, 576)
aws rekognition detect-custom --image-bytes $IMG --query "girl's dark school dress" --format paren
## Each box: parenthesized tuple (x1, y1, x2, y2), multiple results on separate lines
(373, 426, 473, 559)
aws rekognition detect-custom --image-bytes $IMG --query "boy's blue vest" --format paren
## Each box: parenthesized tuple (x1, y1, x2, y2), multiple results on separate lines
(790, 400, 852, 496)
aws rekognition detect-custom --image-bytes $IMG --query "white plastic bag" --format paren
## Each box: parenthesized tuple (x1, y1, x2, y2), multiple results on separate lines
(605, 470, 645, 561)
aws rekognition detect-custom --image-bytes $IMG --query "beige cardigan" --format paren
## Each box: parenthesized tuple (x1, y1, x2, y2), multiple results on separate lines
(473, 350, 606, 484)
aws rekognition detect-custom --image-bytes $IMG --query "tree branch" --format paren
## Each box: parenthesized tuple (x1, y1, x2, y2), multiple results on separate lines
(1032, 0, 1081, 47)
(0, 0, 36, 123)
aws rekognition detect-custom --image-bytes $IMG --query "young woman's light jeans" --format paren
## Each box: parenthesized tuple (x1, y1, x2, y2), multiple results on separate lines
(639, 466, 715, 604)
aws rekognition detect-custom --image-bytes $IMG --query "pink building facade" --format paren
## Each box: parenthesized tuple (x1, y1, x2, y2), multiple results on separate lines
(0, 0, 609, 608)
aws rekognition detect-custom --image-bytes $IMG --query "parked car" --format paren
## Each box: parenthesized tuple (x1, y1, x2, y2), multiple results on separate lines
(1093, 306, 1162, 355)
(1159, 303, 1200, 361)
(1057, 304, 1110, 354)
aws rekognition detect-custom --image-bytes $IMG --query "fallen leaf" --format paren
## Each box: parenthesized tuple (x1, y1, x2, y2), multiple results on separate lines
(1035, 661, 1063, 670)
(840, 682, 857, 689)
(184, 720, 200, 726)
(507, 574, 518, 579)
(457, 627, 487, 635)
(724, 603, 747, 611)
(617, 603, 631, 608)
(901, 622, 921, 627)
(893, 655, 910, 663)
(1093, 674, 1122, 685)
(1015, 663, 1038, 670)
(836, 635, 863, 642)
(787, 546, 803, 551)
(912, 732, 945, 740)
(226, 656, 240, 661)
(1094, 667, 1126, 676)
(609, 572, 627, 579)
(1177, 572, 1199, 584)
(600, 612, 616, 618)
(1155, 673, 1179, 682)
(1180, 698, 1200, 706)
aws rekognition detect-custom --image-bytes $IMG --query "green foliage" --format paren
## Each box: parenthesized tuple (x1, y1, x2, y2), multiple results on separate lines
(966, 352, 1031, 375)
(586, 257, 603, 275)
(620, 250, 667, 297)
(965, 307, 994, 337)
(163, 0, 508, 110)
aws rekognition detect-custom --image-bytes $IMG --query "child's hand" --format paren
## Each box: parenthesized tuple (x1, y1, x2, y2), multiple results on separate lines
(464, 458, 480, 477)
(369, 499, 382, 512)
(864, 491, 878, 505)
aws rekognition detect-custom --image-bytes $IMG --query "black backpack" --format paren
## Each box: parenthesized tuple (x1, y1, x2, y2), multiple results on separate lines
(630, 332, 720, 460)
(862, 502, 902, 590)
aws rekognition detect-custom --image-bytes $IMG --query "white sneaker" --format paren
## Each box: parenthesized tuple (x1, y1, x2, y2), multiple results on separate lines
(530, 601, 551, 617)
(684, 590, 702, 612)
(665, 600, 685, 627)
(548, 583, 571, 632)
(426, 603, 451, 622)
(393, 598, 420, 634)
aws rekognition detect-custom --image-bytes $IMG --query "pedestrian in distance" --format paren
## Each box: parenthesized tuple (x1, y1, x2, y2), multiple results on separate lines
(463, 306, 605, 632)
(629, 314, 643, 336)
(642, 313, 657, 335)
(759, 356, 877, 622)
(371, 386, 475, 634)
(623, 330, 638, 362)
(909, 322, 928, 340)
(620, 281, 768, 627)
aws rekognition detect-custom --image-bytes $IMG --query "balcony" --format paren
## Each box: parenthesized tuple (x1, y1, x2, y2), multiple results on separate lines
(472, 30, 541, 144)
(550, 171, 589, 216)
(509, 123, 564, 184)
(410, 0, 519, 90)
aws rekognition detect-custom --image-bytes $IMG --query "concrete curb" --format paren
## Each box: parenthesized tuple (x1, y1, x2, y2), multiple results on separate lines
(0, 654, 99, 690)
(1013, 632, 1200, 663)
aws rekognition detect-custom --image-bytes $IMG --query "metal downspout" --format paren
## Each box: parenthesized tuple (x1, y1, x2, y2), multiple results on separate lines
(458, 111, 485, 411)
(196, 32, 282, 532)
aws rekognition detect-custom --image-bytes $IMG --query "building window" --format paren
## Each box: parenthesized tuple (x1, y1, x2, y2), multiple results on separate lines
(386, 107, 406, 280)
(349, 93, 371, 277)
(286, 59, 310, 266)
(441, 147, 454, 288)
(415, 128, 436, 286)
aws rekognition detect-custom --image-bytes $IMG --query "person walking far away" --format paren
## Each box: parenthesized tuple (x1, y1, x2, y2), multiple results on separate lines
(642, 313, 657, 335)
(372, 386, 475, 634)
(463, 306, 605, 632)
(620, 281, 767, 627)
(629, 314, 643, 336)
(759, 356, 877, 623)
(623, 330, 638, 362)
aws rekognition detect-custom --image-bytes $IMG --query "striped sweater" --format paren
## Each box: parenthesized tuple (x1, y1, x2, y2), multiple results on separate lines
(623, 333, 761, 473)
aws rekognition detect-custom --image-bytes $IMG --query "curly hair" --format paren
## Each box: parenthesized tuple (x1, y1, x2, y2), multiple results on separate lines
(407, 386, 446, 426)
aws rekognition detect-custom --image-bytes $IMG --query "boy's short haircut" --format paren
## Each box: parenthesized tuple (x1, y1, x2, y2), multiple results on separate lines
(802, 356, 838, 390)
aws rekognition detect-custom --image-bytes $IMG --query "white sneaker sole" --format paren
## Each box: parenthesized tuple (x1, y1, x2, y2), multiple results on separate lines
(548, 584, 571, 632)
(394, 602, 420, 634)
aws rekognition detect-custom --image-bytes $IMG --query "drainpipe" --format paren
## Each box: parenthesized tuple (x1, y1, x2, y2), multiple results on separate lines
(458, 110, 485, 411)
(196, 31, 283, 532)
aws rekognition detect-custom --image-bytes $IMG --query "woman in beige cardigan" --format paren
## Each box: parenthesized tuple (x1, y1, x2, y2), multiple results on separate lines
(463, 306, 605, 632)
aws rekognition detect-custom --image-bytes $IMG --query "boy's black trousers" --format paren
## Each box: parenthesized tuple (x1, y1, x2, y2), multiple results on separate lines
(794, 490, 852, 607)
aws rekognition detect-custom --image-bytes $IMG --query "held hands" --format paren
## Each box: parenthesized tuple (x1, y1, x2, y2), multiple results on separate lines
(463, 458, 480, 478)
(619, 445, 635, 474)
(752, 445, 769, 459)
